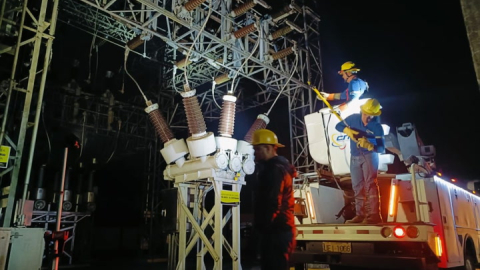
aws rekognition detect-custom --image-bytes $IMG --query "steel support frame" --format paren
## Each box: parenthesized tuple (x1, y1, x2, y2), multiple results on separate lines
(289, 7, 322, 174)
(0, 0, 323, 234)
(64, 3, 305, 97)
(49, 90, 157, 141)
(175, 178, 243, 270)
(0, 0, 60, 227)
(60, 0, 322, 170)
(33, 2, 324, 270)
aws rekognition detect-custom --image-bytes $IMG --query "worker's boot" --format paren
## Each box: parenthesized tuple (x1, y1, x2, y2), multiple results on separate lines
(345, 215, 364, 224)
(363, 214, 383, 224)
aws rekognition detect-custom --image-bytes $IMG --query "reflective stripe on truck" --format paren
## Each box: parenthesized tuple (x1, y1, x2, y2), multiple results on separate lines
(296, 224, 436, 243)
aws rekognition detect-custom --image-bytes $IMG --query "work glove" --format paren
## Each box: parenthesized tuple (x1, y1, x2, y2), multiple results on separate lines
(317, 92, 330, 100)
(343, 127, 359, 141)
(357, 137, 374, 151)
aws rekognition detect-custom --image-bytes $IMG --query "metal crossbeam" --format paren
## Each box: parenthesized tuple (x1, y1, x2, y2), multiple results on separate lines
(59, 0, 136, 44)
(61, 0, 322, 171)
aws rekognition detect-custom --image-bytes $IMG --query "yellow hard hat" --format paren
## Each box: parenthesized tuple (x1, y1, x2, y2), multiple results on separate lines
(252, 129, 285, 147)
(338, 61, 360, 74)
(360, 98, 382, 116)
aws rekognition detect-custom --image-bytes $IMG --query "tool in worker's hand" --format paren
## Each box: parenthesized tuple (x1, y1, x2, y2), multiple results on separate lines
(343, 127, 359, 142)
(357, 137, 374, 151)
(317, 92, 329, 100)
(308, 81, 352, 135)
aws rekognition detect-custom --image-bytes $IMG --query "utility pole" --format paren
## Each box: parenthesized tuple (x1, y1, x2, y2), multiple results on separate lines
(460, 0, 480, 91)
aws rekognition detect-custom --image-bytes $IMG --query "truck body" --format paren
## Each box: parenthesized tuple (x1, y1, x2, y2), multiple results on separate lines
(291, 99, 479, 270)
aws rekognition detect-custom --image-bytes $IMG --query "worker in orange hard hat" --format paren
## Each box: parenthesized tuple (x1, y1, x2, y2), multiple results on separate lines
(251, 129, 297, 270)
(319, 61, 368, 108)
(335, 99, 385, 224)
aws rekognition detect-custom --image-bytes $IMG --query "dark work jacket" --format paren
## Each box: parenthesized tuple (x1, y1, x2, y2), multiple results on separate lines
(253, 156, 296, 234)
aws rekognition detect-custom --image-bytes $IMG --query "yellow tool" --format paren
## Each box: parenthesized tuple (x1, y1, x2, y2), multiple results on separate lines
(308, 81, 344, 122)
(308, 81, 352, 132)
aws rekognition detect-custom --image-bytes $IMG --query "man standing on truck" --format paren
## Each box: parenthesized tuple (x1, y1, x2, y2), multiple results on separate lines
(335, 98, 385, 224)
(319, 61, 369, 110)
(251, 129, 297, 270)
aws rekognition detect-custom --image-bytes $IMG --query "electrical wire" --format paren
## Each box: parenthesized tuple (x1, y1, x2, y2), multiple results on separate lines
(41, 103, 51, 157)
(95, 45, 99, 83)
(323, 113, 349, 196)
(87, 9, 98, 84)
(87, 35, 95, 83)
(183, 0, 213, 89)
(266, 53, 298, 116)
(172, 67, 182, 93)
(106, 122, 121, 164)
(124, 47, 148, 103)
(310, 83, 351, 130)
(76, 112, 86, 162)
(211, 80, 222, 109)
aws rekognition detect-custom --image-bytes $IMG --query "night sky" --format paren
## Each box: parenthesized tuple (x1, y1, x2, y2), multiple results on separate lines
(313, 1, 480, 180)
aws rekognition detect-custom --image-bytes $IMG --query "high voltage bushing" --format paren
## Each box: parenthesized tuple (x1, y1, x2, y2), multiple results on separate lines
(271, 3, 301, 23)
(244, 114, 270, 143)
(232, 23, 257, 39)
(271, 46, 295, 60)
(269, 26, 293, 40)
(145, 102, 174, 143)
(230, 0, 271, 17)
(181, 89, 207, 137)
(184, 0, 208, 11)
(214, 73, 231, 85)
(231, 1, 256, 17)
(269, 20, 303, 40)
(175, 58, 192, 69)
(127, 35, 145, 50)
(218, 95, 237, 138)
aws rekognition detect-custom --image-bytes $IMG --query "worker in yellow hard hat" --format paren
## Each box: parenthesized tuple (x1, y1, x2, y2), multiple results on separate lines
(334, 98, 385, 224)
(319, 61, 368, 106)
(251, 129, 297, 270)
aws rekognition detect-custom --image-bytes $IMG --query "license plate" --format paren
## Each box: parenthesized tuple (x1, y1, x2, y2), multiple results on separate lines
(322, 242, 352, 253)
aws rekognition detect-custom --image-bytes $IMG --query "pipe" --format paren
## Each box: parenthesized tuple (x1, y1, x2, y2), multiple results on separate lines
(64, 167, 72, 203)
(75, 165, 83, 211)
(37, 164, 46, 189)
(53, 172, 60, 203)
(52, 148, 68, 270)
(87, 167, 95, 192)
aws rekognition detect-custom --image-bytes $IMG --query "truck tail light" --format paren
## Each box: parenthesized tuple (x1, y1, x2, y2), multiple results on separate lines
(406, 226, 419, 238)
(393, 226, 405, 238)
(381, 227, 392, 238)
